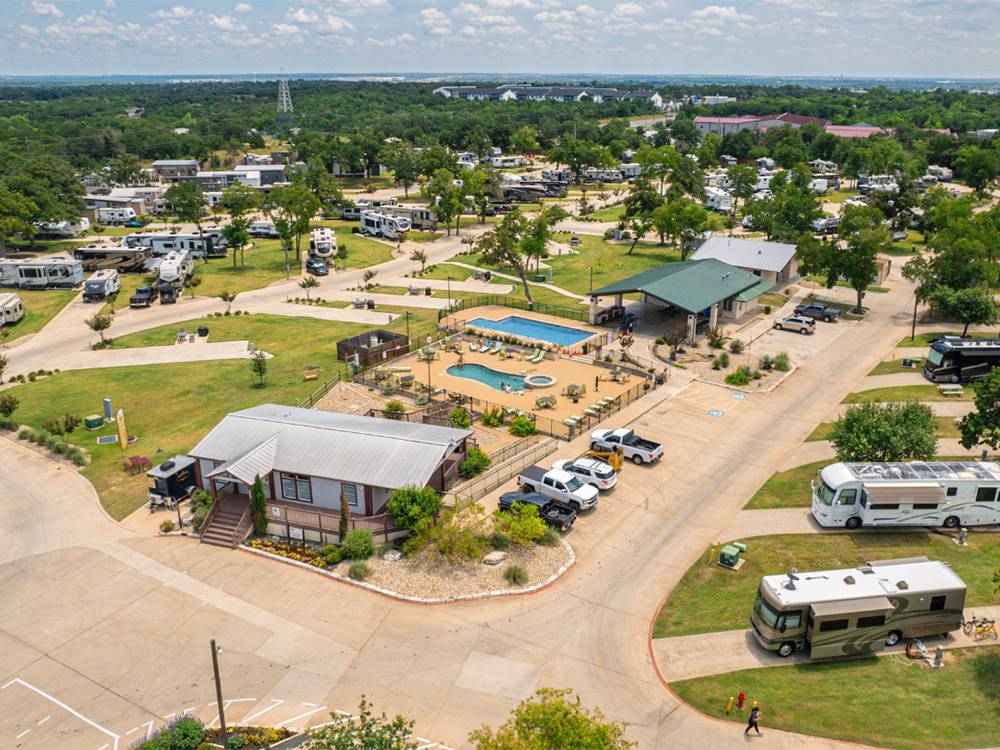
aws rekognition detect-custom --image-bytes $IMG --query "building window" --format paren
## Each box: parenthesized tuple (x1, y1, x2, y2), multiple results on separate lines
(722, 297, 734, 313)
(341, 483, 359, 508)
(818, 619, 849, 632)
(281, 473, 312, 503)
(857, 615, 886, 628)
(930, 595, 947, 611)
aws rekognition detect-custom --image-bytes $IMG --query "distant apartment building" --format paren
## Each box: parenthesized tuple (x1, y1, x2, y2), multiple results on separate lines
(152, 159, 200, 180)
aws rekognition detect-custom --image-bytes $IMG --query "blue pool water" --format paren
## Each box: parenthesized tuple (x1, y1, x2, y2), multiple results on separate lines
(446, 363, 526, 392)
(467, 315, 590, 346)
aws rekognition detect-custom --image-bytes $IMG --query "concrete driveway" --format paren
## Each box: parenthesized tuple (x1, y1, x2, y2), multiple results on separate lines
(0, 267, 925, 749)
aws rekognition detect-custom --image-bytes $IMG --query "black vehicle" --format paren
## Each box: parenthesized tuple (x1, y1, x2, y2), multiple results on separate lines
(793, 303, 840, 322)
(158, 283, 179, 304)
(924, 337, 1000, 383)
(498, 491, 577, 532)
(305, 256, 329, 276)
(146, 455, 196, 509)
(129, 285, 159, 308)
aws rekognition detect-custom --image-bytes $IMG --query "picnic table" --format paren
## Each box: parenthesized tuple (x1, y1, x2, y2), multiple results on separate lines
(125, 456, 152, 475)
(938, 384, 964, 397)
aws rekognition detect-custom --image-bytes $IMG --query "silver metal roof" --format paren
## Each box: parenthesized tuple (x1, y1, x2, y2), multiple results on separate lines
(691, 235, 797, 273)
(190, 404, 472, 489)
(842, 461, 1000, 482)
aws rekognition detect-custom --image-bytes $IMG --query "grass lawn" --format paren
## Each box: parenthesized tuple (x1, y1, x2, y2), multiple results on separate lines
(5, 310, 442, 520)
(806, 416, 960, 442)
(307, 223, 396, 268)
(868, 358, 923, 375)
(1, 289, 79, 343)
(842, 385, 972, 403)
(806, 275, 889, 293)
(757, 292, 791, 309)
(897, 331, 994, 347)
(652, 532, 1000, 639)
(544, 232, 680, 295)
(584, 204, 625, 222)
(670, 648, 1000, 750)
(406, 231, 444, 243)
(824, 189, 860, 203)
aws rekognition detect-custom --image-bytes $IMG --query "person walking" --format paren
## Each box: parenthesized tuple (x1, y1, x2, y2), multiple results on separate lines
(745, 702, 762, 737)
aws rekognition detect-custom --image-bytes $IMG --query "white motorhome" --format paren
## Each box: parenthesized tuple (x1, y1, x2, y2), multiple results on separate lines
(0, 293, 25, 325)
(249, 220, 280, 238)
(811, 460, 1000, 529)
(83, 269, 121, 302)
(157, 251, 194, 286)
(15, 256, 84, 289)
(541, 168, 573, 183)
(339, 197, 398, 221)
(96, 207, 138, 225)
(384, 205, 438, 231)
(619, 163, 643, 180)
(808, 178, 829, 194)
(491, 155, 529, 169)
(751, 557, 966, 659)
(309, 227, 337, 258)
(359, 210, 411, 240)
(704, 187, 734, 213)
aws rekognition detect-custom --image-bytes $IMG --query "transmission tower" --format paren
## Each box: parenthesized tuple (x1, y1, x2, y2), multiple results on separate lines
(277, 70, 294, 129)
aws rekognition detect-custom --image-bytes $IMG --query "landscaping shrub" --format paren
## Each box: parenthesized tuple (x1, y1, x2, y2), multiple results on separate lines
(62, 413, 81, 433)
(508, 415, 536, 436)
(41, 417, 64, 435)
(712, 352, 730, 370)
(387, 485, 442, 530)
(729, 339, 744, 354)
(0, 393, 18, 418)
(493, 503, 546, 547)
(707, 328, 725, 349)
(764, 304, 772, 314)
(774, 352, 791, 371)
(752, 369, 763, 380)
(538, 527, 560, 547)
(159, 519, 175, 533)
(0, 417, 16, 431)
(342, 529, 374, 560)
(190, 489, 213, 532)
(759, 354, 774, 370)
(228, 734, 245, 749)
(321, 545, 342, 566)
(348, 561, 371, 580)
(450, 407, 471, 428)
(480, 407, 504, 428)
(407, 500, 489, 561)
(489, 532, 510, 550)
(504, 564, 528, 586)
(18, 427, 30, 440)
(68, 447, 86, 466)
(171, 717, 205, 750)
(383, 399, 406, 419)
(725, 370, 751, 386)
(459, 447, 491, 479)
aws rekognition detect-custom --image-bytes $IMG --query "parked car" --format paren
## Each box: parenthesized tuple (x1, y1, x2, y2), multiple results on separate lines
(793, 303, 840, 322)
(517, 466, 599, 511)
(590, 428, 663, 465)
(498, 491, 577, 532)
(124, 219, 144, 228)
(773, 315, 815, 335)
(158, 283, 179, 304)
(305, 256, 329, 276)
(552, 458, 618, 491)
(129, 285, 158, 308)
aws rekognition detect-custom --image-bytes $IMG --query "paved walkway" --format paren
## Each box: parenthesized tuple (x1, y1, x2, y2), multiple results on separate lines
(443, 261, 588, 302)
(32, 340, 255, 373)
(376, 277, 514, 294)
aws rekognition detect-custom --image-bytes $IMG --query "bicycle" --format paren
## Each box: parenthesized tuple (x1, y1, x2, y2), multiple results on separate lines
(962, 613, 988, 636)
(973, 618, 998, 641)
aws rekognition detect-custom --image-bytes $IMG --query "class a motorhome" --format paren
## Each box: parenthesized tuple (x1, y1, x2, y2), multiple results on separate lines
(811, 460, 1000, 529)
(83, 269, 121, 302)
(309, 227, 337, 258)
(96, 207, 138, 225)
(751, 557, 966, 659)
(157, 251, 194, 287)
(11, 256, 84, 289)
(359, 210, 411, 240)
(0, 293, 25, 325)
(74, 245, 150, 273)
(923, 337, 1000, 383)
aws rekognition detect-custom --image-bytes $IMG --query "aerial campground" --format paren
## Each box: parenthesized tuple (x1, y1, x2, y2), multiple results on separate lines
(2, 5, 1000, 749)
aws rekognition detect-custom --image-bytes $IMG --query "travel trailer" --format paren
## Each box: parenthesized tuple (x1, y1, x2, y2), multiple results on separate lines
(384, 205, 438, 231)
(338, 197, 398, 221)
(249, 220, 280, 238)
(36, 217, 91, 238)
(751, 557, 966, 659)
(157, 251, 194, 287)
(704, 187, 734, 213)
(96, 207, 138, 225)
(0, 293, 25, 325)
(490, 155, 529, 168)
(13, 256, 84, 289)
(541, 168, 573, 183)
(124, 233, 224, 259)
(83, 269, 121, 302)
(74, 245, 150, 273)
(811, 460, 1000, 529)
(309, 227, 337, 258)
(359, 210, 411, 240)
(923, 337, 1000, 383)
(619, 163, 643, 180)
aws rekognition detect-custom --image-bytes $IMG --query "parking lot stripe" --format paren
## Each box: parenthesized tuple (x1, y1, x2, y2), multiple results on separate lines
(206, 698, 257, 728)
(1, 678, 120, 750)
(16, 729, 30, 739)
(37, 716, 50, 725)
(274, 706, 326, 728)
(240, 699, 284, 723)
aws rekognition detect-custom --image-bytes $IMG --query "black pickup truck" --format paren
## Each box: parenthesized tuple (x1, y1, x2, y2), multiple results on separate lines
(129, 285, 159, 308)
(498, 491, 577, 532)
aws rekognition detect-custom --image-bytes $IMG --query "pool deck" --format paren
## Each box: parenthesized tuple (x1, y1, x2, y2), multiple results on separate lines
(447, 305, 607, 353)
(394, 345, 638, 423)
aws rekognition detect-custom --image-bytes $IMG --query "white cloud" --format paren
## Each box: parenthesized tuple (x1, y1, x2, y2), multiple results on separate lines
(273, 22, 300, 34)
(152, 5, 194, 20)
(421, 7, 452, 34)
(333, 0, 392, 15)
(576, 3, 599, 16)
(234, 2, 253, 12)
(364, 31, 414, 46)
(288, 8, 318, 23)
(30, 1, 63, 17)
(453, 2, 481, 13)
(613, 2, 645, 17)
(318, 13, 354, 31)
(20, 23, 40, 36)
(104, 0, 116, 9)
(485, 0, 537, 8)
(691, 5, 753, 21)
(535, 9, 575, 22)
(208, 13, 245, 31)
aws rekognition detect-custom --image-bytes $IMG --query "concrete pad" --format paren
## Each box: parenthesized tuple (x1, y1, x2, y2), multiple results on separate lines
(454, 651, 543, 700)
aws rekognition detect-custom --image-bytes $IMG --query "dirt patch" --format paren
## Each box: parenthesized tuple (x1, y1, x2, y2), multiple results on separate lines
(671, 346, 789, 391)
(313, 381, 402, 415)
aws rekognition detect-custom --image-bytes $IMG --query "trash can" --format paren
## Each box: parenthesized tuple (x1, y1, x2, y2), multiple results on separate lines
(425, 287, 432, 296)
(483, 270, 491, 281)
(366, 299, 376, 309)
(197, 326, 209, 337)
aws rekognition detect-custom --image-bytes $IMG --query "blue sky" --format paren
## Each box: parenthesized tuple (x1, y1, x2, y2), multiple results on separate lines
(3, 0, 999, 77)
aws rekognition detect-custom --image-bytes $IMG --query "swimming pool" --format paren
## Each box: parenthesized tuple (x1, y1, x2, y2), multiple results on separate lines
(446, 363, 526, 392)
(466, 315, 591, 347)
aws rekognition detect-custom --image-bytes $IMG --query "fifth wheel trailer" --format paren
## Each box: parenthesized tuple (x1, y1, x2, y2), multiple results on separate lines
(1, 257, 84, 289)
(0, 293, 25, 325)
(750, 557, 965, 659)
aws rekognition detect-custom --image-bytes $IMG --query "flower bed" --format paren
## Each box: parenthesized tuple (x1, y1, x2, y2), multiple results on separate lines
(203, 725, 293, 749)
(247, 539, 330, 569)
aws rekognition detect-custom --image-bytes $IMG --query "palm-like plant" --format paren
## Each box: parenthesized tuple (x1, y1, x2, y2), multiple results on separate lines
(86, 313, 112, 344)
(218, 290, 237, 314)
(299, 276, 320, 301)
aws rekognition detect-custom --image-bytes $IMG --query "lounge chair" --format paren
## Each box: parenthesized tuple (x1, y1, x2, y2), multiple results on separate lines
(529, 348, 544, 363)
(469, 341, 479, 352)
(491, 341, 502, 354)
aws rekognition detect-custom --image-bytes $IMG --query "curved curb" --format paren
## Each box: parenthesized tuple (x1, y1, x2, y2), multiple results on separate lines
(240, 539, 576, 604)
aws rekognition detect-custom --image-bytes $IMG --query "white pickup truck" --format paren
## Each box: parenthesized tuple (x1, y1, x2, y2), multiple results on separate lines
(590, 428, 663, 465)
(517, 466, 600, 511)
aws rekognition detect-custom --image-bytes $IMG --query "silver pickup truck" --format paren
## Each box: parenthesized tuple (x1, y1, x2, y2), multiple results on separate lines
(517, 466, 600, 511)
(590, 428, 663, 465)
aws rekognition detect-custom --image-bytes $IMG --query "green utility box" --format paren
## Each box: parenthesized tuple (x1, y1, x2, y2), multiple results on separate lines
(719, 542, 747, 568)
(84, 415, 104, 431)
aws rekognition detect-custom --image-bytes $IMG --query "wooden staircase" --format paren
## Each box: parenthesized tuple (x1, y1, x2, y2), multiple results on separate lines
(200, 494, 252, 549)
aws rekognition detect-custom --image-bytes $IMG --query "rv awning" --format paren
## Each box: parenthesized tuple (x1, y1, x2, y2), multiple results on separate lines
(811, 596, 894, 618)
(863, 483, 944, 503)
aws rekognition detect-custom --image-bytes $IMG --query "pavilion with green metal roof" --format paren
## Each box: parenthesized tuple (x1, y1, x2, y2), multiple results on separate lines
(588, 258, 772, 340)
